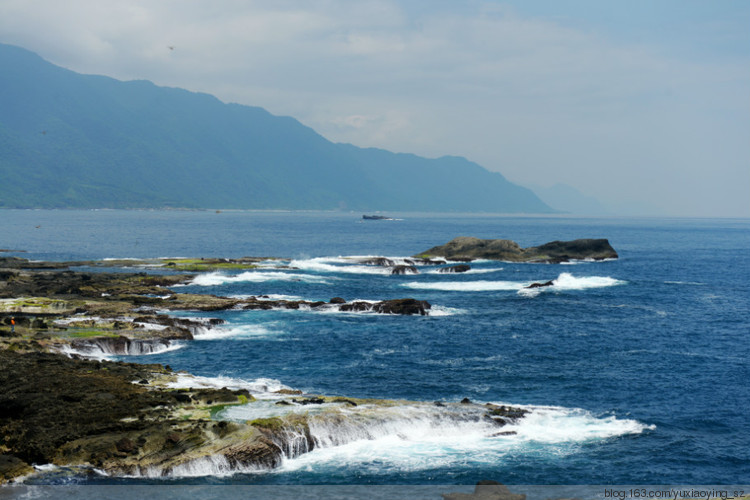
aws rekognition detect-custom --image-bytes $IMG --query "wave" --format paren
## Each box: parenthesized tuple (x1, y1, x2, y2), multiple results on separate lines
(107, 397, 653, 478)
(56, 339, 185, 359)
(271, 402, 653, 474)
(189, 271, 331, 287)
(428, 305, 466, 316)
(228, 293, 307, 301)
(192, 323, 284, 340)
(423, 267, 504, 275)
(402, 273, 625, 295)
(518, 273, 625, 297)
(560, 257, 619, 265)
(289, 257, 393, 275)
(163, 373, 294, 398)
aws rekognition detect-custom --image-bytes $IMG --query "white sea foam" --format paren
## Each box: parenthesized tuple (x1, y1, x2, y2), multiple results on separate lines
(424, 267, 504, 275)
(428, 305, 466, 316)
(274, 402, 653, 473)
(55, 340, 185, 359)
(290, 257, 392, 275)
(192, 323, 283, 340)
(189, 271, 331, 286)
(402, 273, 625, 295)
(111, 397, 653, 478)
(518, 273, 625, 297)
(164, 373, 294, 398)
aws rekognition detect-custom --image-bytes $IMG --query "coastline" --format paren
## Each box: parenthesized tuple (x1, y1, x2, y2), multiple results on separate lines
(0, 255, 524, 483)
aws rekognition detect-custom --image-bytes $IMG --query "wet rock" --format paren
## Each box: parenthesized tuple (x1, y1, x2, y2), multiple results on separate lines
(370, 299, 431, 316)
(293, 397, 325, 405)
(332, 398, 358, 407)
(438, 264, 471, 273)
(525, 280, 554, 289)
(391, 265, 418, 275)
(329, 297, 346, 304)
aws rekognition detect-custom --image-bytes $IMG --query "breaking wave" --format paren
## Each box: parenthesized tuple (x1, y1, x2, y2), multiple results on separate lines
(402, 273, 625, 295)
(276, 402, 653, 473)
(163, 373, 294, 398)
(192, 323, 284, 340)
(158, 400, 653, 477)
(189, 271, 331, 286)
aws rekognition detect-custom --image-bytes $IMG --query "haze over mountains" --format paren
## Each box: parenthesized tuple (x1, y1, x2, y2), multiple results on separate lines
(0, 43, 559, 213)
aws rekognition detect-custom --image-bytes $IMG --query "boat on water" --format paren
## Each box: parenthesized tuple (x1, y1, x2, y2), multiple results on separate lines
(362, 215, 395, 220)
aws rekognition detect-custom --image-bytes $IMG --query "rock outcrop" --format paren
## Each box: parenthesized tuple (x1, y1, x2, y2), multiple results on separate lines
(438, 264, 471, 273)
(416, 237, 618, 263)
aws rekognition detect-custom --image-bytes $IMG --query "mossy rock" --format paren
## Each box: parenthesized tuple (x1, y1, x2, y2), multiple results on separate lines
(248, 417, 285, 431)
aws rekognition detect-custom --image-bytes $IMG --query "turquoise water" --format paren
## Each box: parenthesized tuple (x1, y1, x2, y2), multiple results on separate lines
(1, 210, 749, 486)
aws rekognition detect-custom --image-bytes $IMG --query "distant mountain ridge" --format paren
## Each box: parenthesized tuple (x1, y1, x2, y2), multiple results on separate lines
(0, 43, 553, 212)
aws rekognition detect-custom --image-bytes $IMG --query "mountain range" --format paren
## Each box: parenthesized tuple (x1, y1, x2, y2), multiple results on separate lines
(0, 43, 555, 212)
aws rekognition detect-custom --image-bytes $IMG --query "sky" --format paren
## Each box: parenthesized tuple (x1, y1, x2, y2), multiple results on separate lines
(1, 0, 748, 216)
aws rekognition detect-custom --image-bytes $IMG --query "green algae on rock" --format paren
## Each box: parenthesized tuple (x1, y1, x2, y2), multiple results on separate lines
(416, 237, 618, 263)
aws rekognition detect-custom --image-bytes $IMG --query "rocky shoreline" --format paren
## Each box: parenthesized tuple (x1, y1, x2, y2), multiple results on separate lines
(0, 254, 526, 483)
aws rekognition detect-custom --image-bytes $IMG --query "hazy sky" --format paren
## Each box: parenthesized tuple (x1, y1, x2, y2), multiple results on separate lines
(2, 0, 748, 216)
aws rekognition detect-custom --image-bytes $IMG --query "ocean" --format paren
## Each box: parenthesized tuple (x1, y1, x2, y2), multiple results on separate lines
(1, 210, 749, 493)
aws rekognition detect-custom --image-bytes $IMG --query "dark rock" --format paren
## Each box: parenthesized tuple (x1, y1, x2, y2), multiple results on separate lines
(390, 265, 418, 275)
(488, 431, 518, 437)
(294, 397, 325, 405)
(339, 301, 373, 313)
(329, 297, 346, 304)
(487, 406, 529, 420)
(170, 392, 192, 403)
(115, 437, 137, 454)
(460, 398, 472, 404)
(438, 264, 471, 273)
(371, 298, 431, 316)
(525, 280, 554, 289)
(332, 398, 357, 407)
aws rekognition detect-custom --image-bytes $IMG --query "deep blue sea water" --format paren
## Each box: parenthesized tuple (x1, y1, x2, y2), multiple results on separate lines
(1, 210, 749, 489)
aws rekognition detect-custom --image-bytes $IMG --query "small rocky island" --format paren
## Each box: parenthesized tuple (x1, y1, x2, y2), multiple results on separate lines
(415, 237, 618, 263)
(0, 255, 511, 483)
